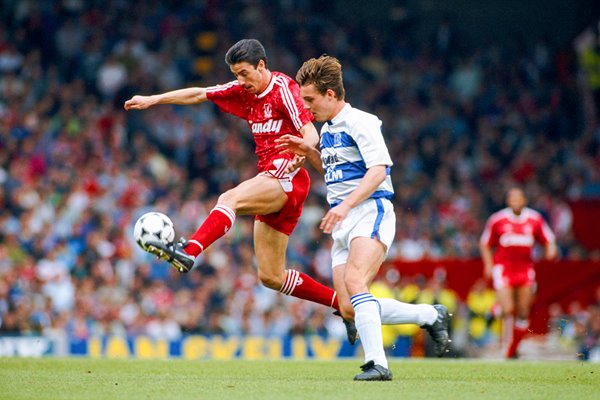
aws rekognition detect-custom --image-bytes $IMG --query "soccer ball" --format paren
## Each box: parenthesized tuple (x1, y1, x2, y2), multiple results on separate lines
(133, 212, 176, 251)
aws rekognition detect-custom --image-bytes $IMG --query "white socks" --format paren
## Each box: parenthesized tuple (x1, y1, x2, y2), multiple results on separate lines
(378, 298, 438, 326)
(351, 293, 388, 368)
(350, 294, 441, 367)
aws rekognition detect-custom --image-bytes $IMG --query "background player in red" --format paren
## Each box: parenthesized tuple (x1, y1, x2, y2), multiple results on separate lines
(124, 39, 355, 340)
(479, 187, 557, 358)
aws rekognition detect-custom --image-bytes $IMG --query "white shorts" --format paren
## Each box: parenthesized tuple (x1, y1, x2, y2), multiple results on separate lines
(331, 198, 395, 268)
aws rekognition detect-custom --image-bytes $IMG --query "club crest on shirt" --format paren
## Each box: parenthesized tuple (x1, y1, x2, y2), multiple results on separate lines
(334, 132, 342, 147)
(263, 103, 272, 118)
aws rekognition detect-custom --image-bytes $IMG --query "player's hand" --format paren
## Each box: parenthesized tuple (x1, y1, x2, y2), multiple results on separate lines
(483, 263, 493, 280)
(320, 203, 351, 234)
(545, 246, 559, 261)
(275, 134, 310, 156)
(285, 154, 306, 173)
(124, 95, 156, 110)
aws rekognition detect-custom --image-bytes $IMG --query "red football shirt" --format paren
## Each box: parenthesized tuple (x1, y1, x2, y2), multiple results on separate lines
(480, 207, 555, 266)
(206, 71, 312, 173)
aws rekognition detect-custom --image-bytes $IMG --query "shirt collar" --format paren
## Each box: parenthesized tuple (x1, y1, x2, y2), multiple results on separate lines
(256, 74, 275, 99)
(327, 103, 351, 125)
(506, 208, 528, 222)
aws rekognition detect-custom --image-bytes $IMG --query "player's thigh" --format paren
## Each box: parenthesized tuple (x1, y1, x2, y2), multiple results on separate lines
(253, 220, 288, 287)
(332, 264, 354, 319)
(344, 236, 386, 294)
(221, 175, 287, 215)
(495, 287, 515, 315)
(515, 285, 534, 318)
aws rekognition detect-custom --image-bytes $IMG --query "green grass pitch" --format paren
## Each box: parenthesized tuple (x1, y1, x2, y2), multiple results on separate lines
(0, 358, 598, 400)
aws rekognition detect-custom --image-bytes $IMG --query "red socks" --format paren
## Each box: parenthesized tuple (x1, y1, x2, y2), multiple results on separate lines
(184, 207, 339, 313)
(506, 318, 529, 358)
(184, 205, 236, 257)
(279, 269, 340, 311)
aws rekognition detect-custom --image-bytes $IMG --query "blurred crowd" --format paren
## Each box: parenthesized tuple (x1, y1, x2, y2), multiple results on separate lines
(1, 1, 599, 358)
(546, 287, 600, 361)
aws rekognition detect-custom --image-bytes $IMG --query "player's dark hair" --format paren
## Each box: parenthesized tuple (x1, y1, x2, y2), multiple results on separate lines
(225, 39, 268, 68)
(296, 55, 345, 100)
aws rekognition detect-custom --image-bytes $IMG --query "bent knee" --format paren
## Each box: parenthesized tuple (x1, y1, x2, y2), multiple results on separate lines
(258, 270, 285, 290)
(344, 273, 368, 295)
(502, 306, 515, 316)
(217, 190, 238, 209)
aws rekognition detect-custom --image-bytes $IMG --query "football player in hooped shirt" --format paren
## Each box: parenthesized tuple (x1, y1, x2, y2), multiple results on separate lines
(124, 39, 356, 342)
(480, 187, 557, 358)
(276, 55, 451, 381)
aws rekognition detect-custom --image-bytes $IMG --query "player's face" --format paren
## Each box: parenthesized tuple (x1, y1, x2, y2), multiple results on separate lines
(230, 61, 268, 94)
(300, 84, 336, 122)
(506, 188, 527, 214)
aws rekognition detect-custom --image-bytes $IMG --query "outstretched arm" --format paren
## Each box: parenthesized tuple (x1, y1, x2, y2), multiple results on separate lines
(124, 87, 208, 110)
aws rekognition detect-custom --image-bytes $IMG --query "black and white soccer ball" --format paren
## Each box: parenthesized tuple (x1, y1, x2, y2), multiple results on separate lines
(133, 212, 175, 251)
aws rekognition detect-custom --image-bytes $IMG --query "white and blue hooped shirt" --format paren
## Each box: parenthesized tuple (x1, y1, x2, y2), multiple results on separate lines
(320, 103, 394, 207)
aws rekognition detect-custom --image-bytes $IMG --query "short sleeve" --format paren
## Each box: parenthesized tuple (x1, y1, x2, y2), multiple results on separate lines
(350, 116, 393, 168)
(206, 81, 249, 119)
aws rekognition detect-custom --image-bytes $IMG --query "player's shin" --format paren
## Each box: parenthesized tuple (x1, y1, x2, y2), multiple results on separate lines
(185, 205, 235, 256)
(506, 318, 529, 358)
(351, 293, 387, 368)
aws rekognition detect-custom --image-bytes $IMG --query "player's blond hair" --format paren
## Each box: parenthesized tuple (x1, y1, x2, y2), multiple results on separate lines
(296, 55, 345, 100)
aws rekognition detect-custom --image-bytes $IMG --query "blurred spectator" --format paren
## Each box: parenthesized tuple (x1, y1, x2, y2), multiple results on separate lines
(574, 19, 600, 125)
(96, 55, 127, 100)
(579, 306, 600, 361)
(465, 279, 497, 347)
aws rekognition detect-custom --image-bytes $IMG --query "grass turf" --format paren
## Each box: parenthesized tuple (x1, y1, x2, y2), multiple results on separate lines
(0, 358, 598, 400)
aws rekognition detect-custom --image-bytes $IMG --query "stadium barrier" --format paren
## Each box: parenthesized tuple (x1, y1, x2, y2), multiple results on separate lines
(2, 260, 596, 358)
(0, 335, 413, 359)
(387, 259, 600, 333)
(0, 336, 55, 357)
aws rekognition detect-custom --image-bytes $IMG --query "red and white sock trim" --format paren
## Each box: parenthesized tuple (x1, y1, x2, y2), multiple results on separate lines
(188, 239, 203, 252)
(280, 269, 300, 295)
(515, 318, 529, 329)
(212, 205, 236, 225)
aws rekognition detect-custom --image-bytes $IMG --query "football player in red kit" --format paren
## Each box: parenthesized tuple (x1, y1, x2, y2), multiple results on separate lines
(480, 187, 557, 358)
(124, 39, 356, 342)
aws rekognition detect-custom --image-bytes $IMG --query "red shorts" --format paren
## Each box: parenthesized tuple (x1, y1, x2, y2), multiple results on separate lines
(492, 263, 536, 290)
(255, 167, 310, 236)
